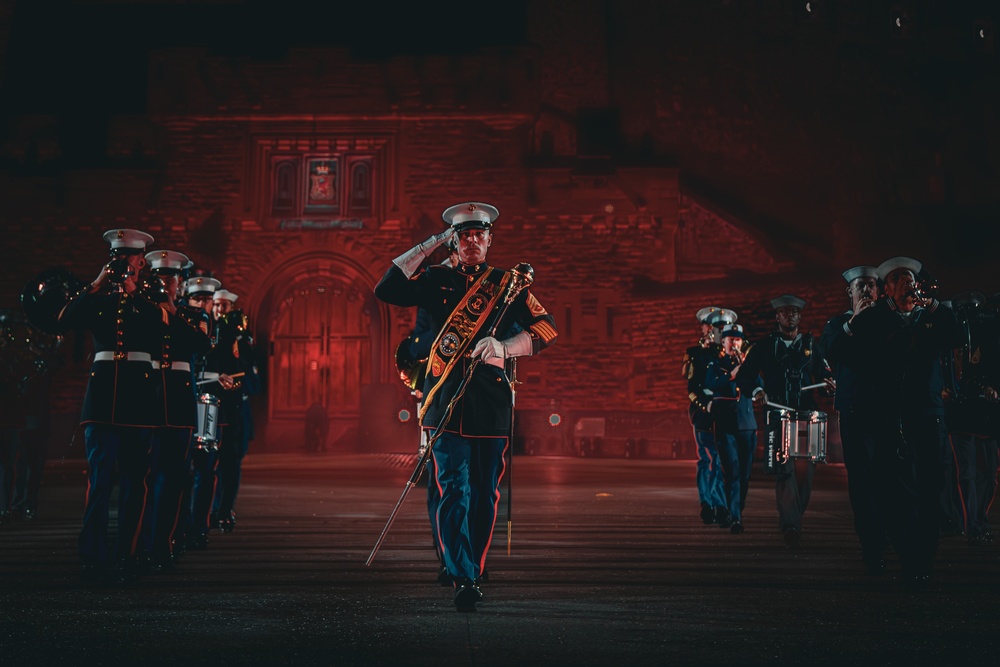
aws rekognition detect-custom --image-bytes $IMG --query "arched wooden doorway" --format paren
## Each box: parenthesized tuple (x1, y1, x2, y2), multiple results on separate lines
(268, 272, 376, 420)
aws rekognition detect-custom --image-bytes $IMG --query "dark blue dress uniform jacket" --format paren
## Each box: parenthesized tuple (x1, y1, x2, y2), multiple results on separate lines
(821, 311, 863, 413)
(847, 299, 962, 419)
(375, 262, 557, 437)
(59, 291, 164, 427)
(684, 343, 719, 431)
(704, 351, 757, 432)
(735, 331, 829, 412)
(157, 310, 212, 428)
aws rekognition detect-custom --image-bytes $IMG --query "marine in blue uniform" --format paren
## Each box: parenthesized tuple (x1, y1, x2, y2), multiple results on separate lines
(736, 295, 833, 546)
(821, 265, 893, 573)
(683, 307, 735, 525)
(138, 250, 211, 572)
(210, 290, 260, 534)
(58, 229, 163, 584)
(375, 201, 557, 612)
(704, 323, 757, 534)
(847, 257, 963, 587)
(179, 276, 238, 550)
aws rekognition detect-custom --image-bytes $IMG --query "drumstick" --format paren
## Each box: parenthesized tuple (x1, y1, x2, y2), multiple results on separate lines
(801, 382, 831, 391)
(765, 400, 796, 412)
(196, 372, 245, 386)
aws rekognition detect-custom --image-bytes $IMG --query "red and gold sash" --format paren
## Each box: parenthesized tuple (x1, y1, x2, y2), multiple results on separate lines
(418, 267, 511, 422)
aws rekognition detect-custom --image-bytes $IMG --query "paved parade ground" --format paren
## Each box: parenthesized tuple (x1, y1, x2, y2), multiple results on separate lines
(2, 453, 999, 666)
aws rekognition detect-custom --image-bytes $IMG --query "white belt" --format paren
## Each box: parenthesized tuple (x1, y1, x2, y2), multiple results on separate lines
(484, 357, 505, 369)
(151, 361, 192, 372)
(94, 351, 152, 363)
(199, 371, 220, 382)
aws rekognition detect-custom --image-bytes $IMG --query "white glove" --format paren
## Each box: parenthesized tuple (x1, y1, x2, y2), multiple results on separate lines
(472, 336, 506, 362)
(392, 228, 456, 278)
(471, 331, 533, 362)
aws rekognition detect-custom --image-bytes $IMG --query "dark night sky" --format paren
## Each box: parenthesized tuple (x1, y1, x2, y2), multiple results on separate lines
(2, 0, 528, 114)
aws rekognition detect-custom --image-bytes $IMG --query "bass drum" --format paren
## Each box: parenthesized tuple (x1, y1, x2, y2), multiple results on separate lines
(20, 267, 87, 334)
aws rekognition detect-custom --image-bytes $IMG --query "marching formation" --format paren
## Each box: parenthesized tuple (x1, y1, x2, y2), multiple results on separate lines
(684, 259, 999, 588)
(55, 229, 260, 585)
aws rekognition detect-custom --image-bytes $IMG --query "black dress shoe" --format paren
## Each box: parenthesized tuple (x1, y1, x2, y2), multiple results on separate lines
(0, 510, 10, 525)
(699, 504, 716, 525)
(782, 527, 801, 548)
(454, 579, 481, 612)
(716, 509, 733, 529)
(20, 508, 36, 522)
(730, 521, 744, 534)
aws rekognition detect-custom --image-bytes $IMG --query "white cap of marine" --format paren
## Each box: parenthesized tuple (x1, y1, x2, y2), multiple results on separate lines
(442, 202, 499, 232)
(145, 250, 190, 274)
(184, 276, 222, 296)
(213, 289, 239, 303)
(103, 229, 154, 252)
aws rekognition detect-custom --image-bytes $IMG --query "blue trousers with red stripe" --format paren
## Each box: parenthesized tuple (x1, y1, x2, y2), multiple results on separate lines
(430, 432, 506, 583)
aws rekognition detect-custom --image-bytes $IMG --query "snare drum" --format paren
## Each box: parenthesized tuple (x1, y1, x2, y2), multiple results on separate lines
(194, 393, 220, 450)
(778, 409, 827, 464)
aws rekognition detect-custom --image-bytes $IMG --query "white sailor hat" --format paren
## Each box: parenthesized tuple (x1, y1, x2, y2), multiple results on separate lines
(145, 250, 190, 274)
(183, 276, 222, 296)
(213, 289, 239, 303)
(103, 229, 154, 254)
(841, 266, 878, 284)
(770, 294, 807, 310)
(720, 323, 745, 339)
(876, 256, 922, 282)
(441, 202, 499, 232)
(696, 306, 738, 325)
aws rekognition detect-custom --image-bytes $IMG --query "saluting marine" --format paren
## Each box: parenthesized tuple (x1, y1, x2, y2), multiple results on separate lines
(374, 202, 557, 612)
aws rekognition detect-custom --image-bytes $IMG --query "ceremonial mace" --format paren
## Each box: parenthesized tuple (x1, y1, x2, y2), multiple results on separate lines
(366, 262, 534, 566)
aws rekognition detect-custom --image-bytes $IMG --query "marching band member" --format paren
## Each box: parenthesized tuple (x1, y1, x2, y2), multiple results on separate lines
(703, 323, 756, 534)
(58, 229, 162, 585)
(138, 250, 211, 573)
(821, 265, 892, 574)
(178, 276, 234, 550)
(375, 202, 557, 612)
(683, 307, 735, 525)
(736, 295, 834, 547)
(846, 257, 962, 588)
(210, 289, 259, 533)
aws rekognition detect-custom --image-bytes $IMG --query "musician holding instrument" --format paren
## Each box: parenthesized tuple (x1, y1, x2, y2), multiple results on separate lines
(683, 307, 735, 525)
(179, 276, 238, 550)
(137, 250, 211, 573)
(57, 229, 164, 585)
(736, 295, 834, 547)
(210, 289, 260, 534)
(845, 257, 962, 588)
(702, 323, 757, 534)
(374, 202, 558, 612)
(821, 265, 894, 574)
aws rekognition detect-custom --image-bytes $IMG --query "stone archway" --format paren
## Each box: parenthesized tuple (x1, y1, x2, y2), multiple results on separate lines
(244, 239, 395, 451)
